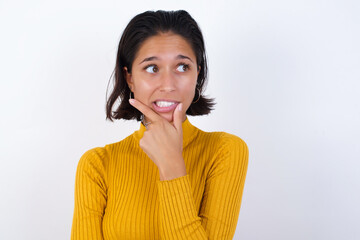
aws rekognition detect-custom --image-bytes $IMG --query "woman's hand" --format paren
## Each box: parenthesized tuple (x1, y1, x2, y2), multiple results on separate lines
(129, 99, 187, 180)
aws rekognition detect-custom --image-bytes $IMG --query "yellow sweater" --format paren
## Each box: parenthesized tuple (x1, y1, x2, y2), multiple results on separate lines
(71, 118, 249, 239)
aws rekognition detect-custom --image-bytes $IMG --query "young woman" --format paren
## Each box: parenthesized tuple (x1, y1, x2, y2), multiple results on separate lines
(71, 10, 249, 240)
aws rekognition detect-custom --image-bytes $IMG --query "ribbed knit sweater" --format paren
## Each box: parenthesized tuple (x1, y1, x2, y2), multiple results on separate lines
(71, 118, 249, 239)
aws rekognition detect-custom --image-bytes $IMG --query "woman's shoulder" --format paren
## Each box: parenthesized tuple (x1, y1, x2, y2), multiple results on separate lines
(77, 146, 110, 171)
(197, 128, 248, 150)
(78, 134, 135, 166)
(196, 129, 249, 169)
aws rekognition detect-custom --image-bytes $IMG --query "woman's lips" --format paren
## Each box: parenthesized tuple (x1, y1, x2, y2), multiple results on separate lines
(152, 100, 179, 113)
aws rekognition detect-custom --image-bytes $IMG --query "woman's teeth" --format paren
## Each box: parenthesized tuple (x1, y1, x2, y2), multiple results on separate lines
(155, 101, 175, 107)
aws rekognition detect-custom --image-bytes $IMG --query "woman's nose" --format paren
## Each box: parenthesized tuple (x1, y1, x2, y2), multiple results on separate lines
(159, 70, 176, 92)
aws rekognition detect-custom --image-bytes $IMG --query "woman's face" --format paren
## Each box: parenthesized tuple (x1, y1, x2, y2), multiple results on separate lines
(125, 32, 199, 123)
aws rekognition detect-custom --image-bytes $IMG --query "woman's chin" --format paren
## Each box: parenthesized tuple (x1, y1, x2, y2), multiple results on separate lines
(160, 112, 174, 122)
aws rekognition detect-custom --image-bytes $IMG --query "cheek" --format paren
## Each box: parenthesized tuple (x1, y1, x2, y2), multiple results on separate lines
(179, 81, 197, 102)
(133, 83, 152, 103)
(132, 74, 153, 95)
(135, 81, 153, 91)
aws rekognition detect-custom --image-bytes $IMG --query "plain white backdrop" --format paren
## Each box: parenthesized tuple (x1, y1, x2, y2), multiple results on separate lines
(1, 0, 359, 239)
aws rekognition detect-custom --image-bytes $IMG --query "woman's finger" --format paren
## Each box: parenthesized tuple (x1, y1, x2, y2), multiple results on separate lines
(172, 103, 183, 133)
(129, 99, 162, 122)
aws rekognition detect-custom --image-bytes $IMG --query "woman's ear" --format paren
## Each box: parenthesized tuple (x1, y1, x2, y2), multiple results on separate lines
(124, 67, 133, 90)
(197, 65, 201, 75)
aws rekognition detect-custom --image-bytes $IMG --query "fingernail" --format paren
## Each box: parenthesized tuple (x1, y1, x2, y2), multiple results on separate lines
(178, 103, 182, 111)
(129, 99, 135, 104)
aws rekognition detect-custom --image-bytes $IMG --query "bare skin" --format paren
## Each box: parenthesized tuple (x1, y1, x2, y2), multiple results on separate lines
(129, 99, 186, 180)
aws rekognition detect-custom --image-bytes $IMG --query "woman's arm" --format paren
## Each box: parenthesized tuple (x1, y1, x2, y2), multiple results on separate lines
(129, 99, 187, 180)
(129, 98, 249, 239)
(71, 148, 108, 240)
(156, 136, 249, 239)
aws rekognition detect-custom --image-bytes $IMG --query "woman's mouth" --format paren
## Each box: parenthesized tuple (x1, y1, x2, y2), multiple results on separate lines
(153, 100, 179, 113)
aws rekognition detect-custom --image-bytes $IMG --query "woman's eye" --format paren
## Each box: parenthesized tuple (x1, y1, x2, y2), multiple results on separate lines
(145, 65, 158, 73)
(176, 64, 189, 72)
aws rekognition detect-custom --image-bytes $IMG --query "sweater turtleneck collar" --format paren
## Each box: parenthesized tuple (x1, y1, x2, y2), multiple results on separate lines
(133, 117, 199, 149)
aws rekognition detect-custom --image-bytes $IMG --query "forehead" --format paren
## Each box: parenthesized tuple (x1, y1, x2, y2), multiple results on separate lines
(134, 32, 196, 62)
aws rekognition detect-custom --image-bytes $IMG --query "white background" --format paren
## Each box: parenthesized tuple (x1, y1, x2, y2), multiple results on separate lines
(1, 0, 359, 239)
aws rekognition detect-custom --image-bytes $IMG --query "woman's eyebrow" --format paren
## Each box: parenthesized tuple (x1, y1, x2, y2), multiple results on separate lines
(176, 54, 193, 63)
(139, 54, 194, 64)
(140, 56, 158, 64)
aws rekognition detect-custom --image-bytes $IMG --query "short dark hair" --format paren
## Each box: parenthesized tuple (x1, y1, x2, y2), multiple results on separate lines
(106, 10, 215, 121)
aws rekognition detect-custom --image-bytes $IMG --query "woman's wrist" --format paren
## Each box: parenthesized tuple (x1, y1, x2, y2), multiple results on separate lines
(159, 158, 187, 181)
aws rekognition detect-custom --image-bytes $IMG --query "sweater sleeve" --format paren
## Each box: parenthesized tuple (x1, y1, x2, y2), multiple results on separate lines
(71, 148, 108, 240)
(156, 135, 249, 239)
